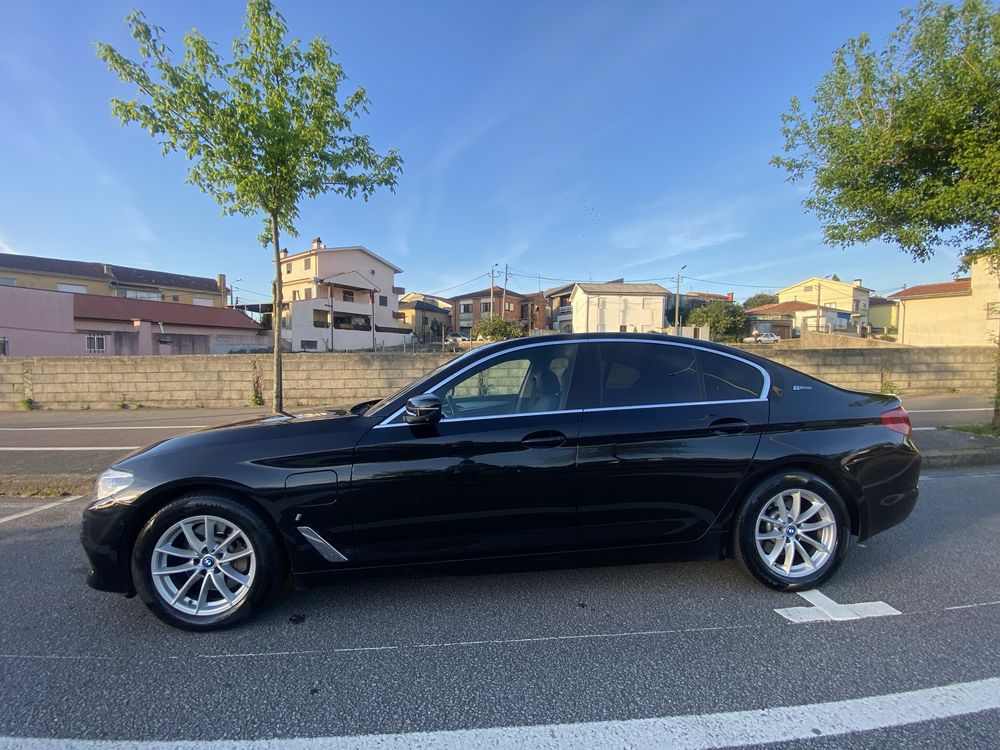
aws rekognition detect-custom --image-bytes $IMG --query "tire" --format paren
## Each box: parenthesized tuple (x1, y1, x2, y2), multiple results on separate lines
(733, 471, 850, 591)
(131, 493, 284, 631)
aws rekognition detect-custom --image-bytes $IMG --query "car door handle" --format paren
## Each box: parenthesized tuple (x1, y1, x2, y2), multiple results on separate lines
(521, 430, 567, 448)
(708, 418, 750, 435)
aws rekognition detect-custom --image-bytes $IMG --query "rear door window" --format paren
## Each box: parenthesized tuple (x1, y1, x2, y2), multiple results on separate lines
(597, 342, 703, 407)
(697, 350, 764, 401)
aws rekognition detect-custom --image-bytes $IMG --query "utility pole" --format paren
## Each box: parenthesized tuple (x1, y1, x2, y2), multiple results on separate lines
(673, 264, 687, 331)
(489, 266, 495, 320)
(816, 281, 822, 334)
(500, 264, 509, 320)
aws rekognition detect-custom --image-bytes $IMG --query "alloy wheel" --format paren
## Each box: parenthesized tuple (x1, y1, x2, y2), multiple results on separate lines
(150, 515, 256, 616)
(754, 489, 837, 579)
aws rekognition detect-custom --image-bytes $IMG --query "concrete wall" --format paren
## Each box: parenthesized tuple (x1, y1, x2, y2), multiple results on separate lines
(0, 347, 995, 411)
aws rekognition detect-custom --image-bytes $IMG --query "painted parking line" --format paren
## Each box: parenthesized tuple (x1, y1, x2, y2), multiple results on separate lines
(0, 447, 139, 451)
(0, 495, 84, 526)
(775, 589, 900, 623)
(0, 426, 206, 431)
(0, 677, 997, 749)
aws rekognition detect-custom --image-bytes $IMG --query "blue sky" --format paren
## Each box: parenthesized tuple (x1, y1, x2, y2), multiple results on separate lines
(0, 0, 970, 304)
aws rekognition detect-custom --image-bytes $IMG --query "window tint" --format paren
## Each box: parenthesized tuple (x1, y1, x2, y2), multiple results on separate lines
(435, 344, 578, 419)
(598, 343, 702, 407)
(697, 350, 764, 401)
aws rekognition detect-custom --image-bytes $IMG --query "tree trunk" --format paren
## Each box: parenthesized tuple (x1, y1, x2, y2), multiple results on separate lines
(270, 213, 284, 415)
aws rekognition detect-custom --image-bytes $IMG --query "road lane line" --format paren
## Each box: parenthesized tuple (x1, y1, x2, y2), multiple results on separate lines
(0, 447, 139, 451)
(0, 496, 84, 526)
(0, 426, 206, 431)
(911, 426, 936, 431)
(0, 677, 998, 749)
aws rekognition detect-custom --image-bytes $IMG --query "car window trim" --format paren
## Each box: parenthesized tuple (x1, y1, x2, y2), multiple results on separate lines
(373, 337, 770, 429)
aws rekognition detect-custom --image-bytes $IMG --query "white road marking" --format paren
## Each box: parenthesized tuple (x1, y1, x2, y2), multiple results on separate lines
(0, 496, 84, 526)
(0, 677, 998, 749)
(908, 407, 992, 413)
(0, 447, 138, 451)
(775, 589, 901, 623)
(0, 426, 206, 431)
(911, 426, 936, 431)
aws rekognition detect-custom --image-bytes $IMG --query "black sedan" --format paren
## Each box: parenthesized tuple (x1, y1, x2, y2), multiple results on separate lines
(82, 333, 921, 630)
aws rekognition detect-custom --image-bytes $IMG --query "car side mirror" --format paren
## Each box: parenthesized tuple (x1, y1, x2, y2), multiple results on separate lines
(404, 394, 442, 425)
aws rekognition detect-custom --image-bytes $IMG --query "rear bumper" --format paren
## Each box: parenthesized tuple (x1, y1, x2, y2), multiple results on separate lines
(857, 444, 922, 541)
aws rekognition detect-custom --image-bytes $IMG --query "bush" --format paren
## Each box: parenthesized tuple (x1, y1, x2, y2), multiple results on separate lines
(471, 316, 525, 341)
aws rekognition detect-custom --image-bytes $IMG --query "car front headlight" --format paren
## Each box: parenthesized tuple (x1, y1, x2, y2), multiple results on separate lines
(95, 469, 134, 502)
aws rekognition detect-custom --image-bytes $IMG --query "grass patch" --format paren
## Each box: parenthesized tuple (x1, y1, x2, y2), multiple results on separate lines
(948, 423, 1000, 438)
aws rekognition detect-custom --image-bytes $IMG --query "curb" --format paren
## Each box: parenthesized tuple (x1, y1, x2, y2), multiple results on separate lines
(920, 449, 1000, 470)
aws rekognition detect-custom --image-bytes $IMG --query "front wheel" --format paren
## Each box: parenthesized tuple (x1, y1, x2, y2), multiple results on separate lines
(733, 472, 850, 591)
(131, 493, 283, 630)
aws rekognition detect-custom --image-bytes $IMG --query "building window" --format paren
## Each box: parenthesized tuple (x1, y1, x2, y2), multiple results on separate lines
(343, 290, 354, 303)
(504, 301, 514, 312)
(304, 257, 311, 270)
(803, 285, 813, 292)
(460, 303, 473, 314)
(0, 337, 8, 356)
(192, 297, 213, 307)
(853, 300, 860, 312)
(171, 295, 180, 301)
(305, 288, 312, 300)
(85, 335, 106, 354)
(57, 283, 87, 294)
(379, 295, 388, 307)
(598, 297, 607, 309)
(117, 289, 162, 301)
(0, 277, 15, 286)
(285, 262, 292, 274)
(481, 301, 492, 314)
(422, 316, 429, 325)
(300, 340, 318, 351)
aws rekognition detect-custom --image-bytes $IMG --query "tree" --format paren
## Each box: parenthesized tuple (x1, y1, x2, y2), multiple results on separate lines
(470, 316, 525, 341)
(97, 0, 402, 413)
(772, 0, 1000, 427)
(743, 293, 779, 310)
(687, 301, 747, 341)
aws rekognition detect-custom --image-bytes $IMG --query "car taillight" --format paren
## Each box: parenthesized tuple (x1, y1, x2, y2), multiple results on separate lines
(881, 406, 912, 438)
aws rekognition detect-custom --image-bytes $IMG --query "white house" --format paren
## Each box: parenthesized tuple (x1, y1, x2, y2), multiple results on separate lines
(568, 283, 671, 333)
(278, 239, 411, 351)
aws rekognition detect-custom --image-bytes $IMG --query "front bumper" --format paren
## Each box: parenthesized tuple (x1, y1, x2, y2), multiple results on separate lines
(81, 497, 137, 595)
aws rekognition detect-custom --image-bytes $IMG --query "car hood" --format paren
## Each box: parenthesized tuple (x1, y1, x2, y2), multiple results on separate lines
(114, 407, 373, 467)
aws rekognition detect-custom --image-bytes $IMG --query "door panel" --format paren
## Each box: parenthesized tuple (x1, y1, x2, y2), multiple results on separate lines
(350, 341, 584, 563)
(575, 341, 768, 546)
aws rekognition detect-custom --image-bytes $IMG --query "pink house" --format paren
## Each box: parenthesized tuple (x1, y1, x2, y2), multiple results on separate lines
(0, 286, 266, 357)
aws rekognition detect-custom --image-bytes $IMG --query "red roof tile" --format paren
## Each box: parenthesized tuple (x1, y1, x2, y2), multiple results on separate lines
(73, 294, 262, 330)
(890, 278, 971, 299)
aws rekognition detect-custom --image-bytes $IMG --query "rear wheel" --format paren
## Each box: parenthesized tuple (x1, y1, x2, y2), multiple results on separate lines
(734, 472, 850, 591)
(132, 493, 283, 630)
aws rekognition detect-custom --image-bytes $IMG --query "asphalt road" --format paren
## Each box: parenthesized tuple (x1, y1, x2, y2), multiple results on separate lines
(0, 467, 998, 748)
(0, 394, 993, 478)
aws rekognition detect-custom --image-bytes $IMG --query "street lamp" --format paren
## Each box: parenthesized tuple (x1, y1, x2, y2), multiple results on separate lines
(673, 264, 687, 330)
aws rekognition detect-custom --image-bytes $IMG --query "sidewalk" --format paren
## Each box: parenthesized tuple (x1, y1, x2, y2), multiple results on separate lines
(913, 425, 1000, 469)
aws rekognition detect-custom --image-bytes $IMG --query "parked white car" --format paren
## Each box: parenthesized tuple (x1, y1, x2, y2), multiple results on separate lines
(743, 332, 781, 344)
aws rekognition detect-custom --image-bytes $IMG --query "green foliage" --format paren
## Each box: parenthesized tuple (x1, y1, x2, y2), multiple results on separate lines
(772, 0, 1000, 264)
(96, 0, 402, 411)
(879, 380, 898, 394)
(686, 301, 747, 340)
(743, 293, 778, 309)
(470, 316, 526, 341)
(20, 397, 35, 411)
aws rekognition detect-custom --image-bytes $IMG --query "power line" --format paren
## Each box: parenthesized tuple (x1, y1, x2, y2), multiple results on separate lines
(429, 272, 489, 297)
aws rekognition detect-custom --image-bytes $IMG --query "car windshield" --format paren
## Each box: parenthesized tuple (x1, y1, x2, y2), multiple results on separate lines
(363, 346, 484, 416)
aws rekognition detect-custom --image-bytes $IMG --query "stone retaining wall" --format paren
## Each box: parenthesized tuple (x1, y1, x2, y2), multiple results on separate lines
(0, 346, 995, 411)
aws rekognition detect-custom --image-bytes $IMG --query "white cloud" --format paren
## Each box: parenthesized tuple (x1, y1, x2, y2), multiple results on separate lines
(0, 233, 19, 254)
(611, 203, 746, 268)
